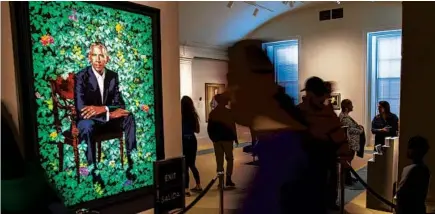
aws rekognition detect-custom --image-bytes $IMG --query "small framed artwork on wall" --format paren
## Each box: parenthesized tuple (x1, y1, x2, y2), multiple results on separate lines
(205, 83, 226, 122)
(330, 93, 341, 110)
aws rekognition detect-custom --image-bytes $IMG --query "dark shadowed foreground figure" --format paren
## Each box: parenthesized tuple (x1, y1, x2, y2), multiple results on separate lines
(395, 136, 430, 214)
(227, 40, 326, 214)
(1, 102, 68, 213)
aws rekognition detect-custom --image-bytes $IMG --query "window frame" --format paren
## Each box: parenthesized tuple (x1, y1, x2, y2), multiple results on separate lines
(367, 29, 402, 121)
(262, 39, 300, 103)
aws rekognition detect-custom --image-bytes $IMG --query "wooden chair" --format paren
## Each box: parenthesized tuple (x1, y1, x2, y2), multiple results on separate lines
(50, 73, 124, 183)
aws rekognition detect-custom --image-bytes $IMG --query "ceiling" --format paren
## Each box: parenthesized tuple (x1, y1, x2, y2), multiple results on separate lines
(179, 1, 320, 49)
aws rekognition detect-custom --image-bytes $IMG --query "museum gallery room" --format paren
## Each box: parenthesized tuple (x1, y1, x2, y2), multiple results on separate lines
(1, 1, 434, 214)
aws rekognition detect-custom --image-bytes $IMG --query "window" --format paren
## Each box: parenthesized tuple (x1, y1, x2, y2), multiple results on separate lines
(367, 30, 402, 119)
(262, 40, 299, 103)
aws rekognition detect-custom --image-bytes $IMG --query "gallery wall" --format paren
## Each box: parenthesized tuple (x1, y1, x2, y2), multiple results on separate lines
(191, 58, 228, 138)
(248, 1, 402, 136)
(0, 1, 182, 159)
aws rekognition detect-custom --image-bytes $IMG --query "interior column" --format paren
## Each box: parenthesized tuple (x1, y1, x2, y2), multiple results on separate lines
(400, 2, 435, 212)
(180, 57, 193, 98)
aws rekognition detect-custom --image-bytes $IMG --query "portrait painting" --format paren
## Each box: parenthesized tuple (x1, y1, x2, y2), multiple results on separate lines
(11, 1, 163, 208)
(205, 83, 226, 122)
(330, 93, 341, 110)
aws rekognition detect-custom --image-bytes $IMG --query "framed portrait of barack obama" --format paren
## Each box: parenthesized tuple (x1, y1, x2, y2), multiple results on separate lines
(10, 1, 164, 209)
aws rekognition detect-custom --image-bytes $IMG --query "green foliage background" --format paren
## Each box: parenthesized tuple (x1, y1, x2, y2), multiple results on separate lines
(29, 1, 157, 206)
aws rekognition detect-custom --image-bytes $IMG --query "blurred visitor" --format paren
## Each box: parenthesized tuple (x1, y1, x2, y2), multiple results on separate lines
(395, 136, 430, 214)
(181, 96, 203, 196)
(1, 102, 66, 213)
(339, 99, 364, 186)
(298, 76, 350, 211)
(207, 93, 238, 187)
(371, 101, 399, 149)
(227, 40, 320, 214)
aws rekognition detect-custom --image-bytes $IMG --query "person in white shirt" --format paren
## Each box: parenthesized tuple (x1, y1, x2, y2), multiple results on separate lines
(396, 136, 430, 214)
(74, 42, 137, 186)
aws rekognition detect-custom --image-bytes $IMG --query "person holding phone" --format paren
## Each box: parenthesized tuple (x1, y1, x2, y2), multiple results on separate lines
(371, 101, 399, 148)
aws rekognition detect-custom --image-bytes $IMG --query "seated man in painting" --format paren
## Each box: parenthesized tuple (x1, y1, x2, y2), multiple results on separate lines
(74, 42, 137, 186)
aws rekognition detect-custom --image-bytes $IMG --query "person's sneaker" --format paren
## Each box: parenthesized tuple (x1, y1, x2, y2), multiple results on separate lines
(190, 186, 203, 193)
(226, 176, 235, 187)
(185, 191, 191, 197)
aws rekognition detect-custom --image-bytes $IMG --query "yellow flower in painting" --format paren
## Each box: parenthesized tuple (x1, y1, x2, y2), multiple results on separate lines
(109, 160, 116, 167)
(94, 183, 104, 196)
(135, 100, 139, 106)
(123, 157, 128, 165)
(45, 99, 53, 110)
(50, 131, 58, 140)
(80, 163, 87, 167)
(141, 55, 148, 63)
(73, 45, 81, 53)
(60, 49, 65, 55)
(115, 23, 123, 33)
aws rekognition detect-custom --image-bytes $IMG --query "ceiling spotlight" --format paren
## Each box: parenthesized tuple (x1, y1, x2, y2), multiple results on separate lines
(337, 1, 340, 4)
(253, 8, 259, 16)
(227, 1, 234, 8)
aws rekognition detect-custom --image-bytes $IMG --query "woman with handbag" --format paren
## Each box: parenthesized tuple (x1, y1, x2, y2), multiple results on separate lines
(339, 99, 364, 186)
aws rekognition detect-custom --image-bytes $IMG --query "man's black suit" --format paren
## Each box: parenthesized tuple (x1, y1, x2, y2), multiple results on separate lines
(74, 66, 137, 170)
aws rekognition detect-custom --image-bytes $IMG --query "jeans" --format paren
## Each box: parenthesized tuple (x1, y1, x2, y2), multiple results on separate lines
(213, 141, 234, 176)
(183, 135, 200, 188)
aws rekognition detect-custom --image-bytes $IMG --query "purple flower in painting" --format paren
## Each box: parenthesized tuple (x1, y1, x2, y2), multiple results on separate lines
(69, 9, 77, 21)
(79, 167, 89, 176)
(124, 180, 133, 186)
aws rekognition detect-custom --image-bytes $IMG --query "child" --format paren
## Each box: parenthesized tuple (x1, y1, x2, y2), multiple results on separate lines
(395, 136, 430, 214)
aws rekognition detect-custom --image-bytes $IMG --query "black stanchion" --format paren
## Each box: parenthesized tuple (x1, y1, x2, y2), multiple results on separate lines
(218, 171, 225, 214)
(337, 161, 345, 214)
(176, 173, 220, 214)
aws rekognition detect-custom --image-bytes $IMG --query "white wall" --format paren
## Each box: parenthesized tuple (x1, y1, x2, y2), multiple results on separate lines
(248, 1, 402, 136)
(191, 58, 228, 137)
(1, 1, 182, 159)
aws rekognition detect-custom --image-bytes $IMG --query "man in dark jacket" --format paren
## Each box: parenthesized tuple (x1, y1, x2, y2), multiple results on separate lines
(207, 94, 238, 187)
(298, 77, 350, 211)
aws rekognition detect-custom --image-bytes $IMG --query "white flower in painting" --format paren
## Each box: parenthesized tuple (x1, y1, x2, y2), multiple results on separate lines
(61, 73, 69, 80)
(145, 152, 151, 158)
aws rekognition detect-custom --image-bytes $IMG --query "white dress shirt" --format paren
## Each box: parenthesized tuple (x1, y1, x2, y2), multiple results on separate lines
(92, 67, 110, 121)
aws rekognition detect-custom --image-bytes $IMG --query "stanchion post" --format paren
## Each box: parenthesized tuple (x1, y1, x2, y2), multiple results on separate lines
(218, 171, 225, 214)
(337, 160, 345, 214)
